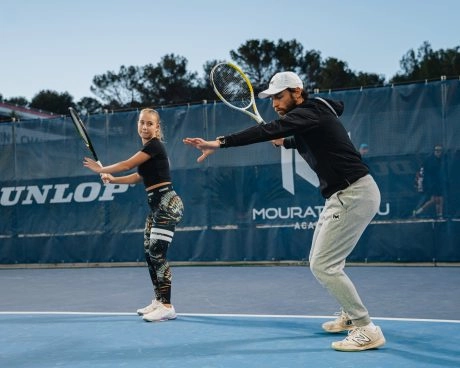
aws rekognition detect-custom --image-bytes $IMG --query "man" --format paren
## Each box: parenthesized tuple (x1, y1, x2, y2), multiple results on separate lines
(183, 71, 385, 352)
(359, 143, 369, 157)
(413, 144, 447, 219)
(358, 143, 374, 176)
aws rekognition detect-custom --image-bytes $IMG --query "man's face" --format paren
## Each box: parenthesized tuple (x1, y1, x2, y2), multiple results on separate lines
(434, 146, 443, 157)
(271, 89, 298, 116)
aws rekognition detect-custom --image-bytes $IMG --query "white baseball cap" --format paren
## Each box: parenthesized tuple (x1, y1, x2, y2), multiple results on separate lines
(258, 71, 303, 98)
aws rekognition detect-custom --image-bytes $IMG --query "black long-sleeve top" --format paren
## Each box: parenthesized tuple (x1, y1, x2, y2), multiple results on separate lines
(221, 97, 369, 198)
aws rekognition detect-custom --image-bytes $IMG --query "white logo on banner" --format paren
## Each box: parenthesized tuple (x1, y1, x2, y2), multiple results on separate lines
(0, 183, 130, 206)
(280, 132, 353, 195)
(281, 147, 319, 195)
(252, 140, 390, 229)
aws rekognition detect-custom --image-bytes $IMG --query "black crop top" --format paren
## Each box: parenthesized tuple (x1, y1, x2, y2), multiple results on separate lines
(137, 138, 171, 187)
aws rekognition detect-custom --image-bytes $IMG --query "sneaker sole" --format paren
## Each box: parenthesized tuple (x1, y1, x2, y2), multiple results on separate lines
(322, 325, 354, 333)
(142, 315, 177, 322)
(137, 310, 156, 316)
(332, 337, 386, 352)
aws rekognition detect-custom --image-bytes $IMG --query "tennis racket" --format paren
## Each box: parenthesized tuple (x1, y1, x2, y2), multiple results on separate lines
(210, 62, 265, 124)
(68, 107, 101, 164)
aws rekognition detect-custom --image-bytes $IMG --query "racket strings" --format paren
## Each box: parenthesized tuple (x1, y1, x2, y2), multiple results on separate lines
(212, 65, 252, 109)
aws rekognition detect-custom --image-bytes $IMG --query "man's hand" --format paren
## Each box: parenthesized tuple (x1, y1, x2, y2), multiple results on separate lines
(183, 138, 220, 162)
(271, 138, 284, 147)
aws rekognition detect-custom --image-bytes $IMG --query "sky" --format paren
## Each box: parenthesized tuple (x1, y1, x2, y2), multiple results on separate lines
(1, 0, 459, 102)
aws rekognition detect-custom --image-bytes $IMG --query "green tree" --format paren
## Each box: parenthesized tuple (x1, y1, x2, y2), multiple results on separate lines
(230, 39, 278, 89)
(229, 39, 308, 91)
(299, 50, 322, 91)
(317, 58, 354, 90)
(391, 41, 460, 83)
(4, 96, 29, 107)
(30, 90, 74, 115)
(4, 39, 460, 112)
(137, 54, 202, 106)
(316, 57, 384, 90)
(351, 72, 385, 88)
(228, 38, 383, 93)
(91, 65, 142, 108)
(90, 55, 206, 108)
(77, 97, 104, 115)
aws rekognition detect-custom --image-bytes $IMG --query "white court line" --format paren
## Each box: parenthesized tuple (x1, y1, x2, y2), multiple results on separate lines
(0, 311, 459, 324)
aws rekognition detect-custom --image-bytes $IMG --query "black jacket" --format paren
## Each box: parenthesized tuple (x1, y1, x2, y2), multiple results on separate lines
(222, 97, 369, 198)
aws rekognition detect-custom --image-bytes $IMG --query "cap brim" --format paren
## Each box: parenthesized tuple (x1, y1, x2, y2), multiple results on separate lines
(258, 87, 287, 99)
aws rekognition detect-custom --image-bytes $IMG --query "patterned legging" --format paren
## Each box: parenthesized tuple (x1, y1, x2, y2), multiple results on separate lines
(144, 185, 183, 304)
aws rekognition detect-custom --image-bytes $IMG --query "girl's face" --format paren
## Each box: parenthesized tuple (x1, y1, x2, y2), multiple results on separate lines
(137, 111, 159, 141)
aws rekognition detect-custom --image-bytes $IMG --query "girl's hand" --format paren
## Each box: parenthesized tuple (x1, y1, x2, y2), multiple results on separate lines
(101, 173, 115, 184)
(83, 157, 103, 173)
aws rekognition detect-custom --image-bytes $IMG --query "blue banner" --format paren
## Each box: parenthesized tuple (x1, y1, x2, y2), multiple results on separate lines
(1, 80, 459, 264)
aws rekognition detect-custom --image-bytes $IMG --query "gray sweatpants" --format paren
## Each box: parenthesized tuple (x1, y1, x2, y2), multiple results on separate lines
(309, 174, 380, 327)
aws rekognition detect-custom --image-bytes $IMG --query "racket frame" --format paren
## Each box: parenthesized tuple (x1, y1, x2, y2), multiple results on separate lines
(210, 62, 265, 124)
(68, 107, 100, 163)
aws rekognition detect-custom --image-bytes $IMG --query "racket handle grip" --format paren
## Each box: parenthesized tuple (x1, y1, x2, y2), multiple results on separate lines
(95, 161, 105, 181)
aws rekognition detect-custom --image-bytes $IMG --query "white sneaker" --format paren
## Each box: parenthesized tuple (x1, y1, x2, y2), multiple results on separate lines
(142, 303, 177, 322)
(136, 299, 161, 316)
(331, 326, 386, 352)
(322, 311, 354, 333)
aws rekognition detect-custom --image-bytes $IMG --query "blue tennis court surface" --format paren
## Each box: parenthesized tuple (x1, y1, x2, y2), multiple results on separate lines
(1, 265, 460, 367)
(1, 312, 459, 367)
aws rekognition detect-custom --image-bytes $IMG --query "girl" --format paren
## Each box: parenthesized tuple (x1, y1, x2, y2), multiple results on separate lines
(84, 108, 184, 322)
